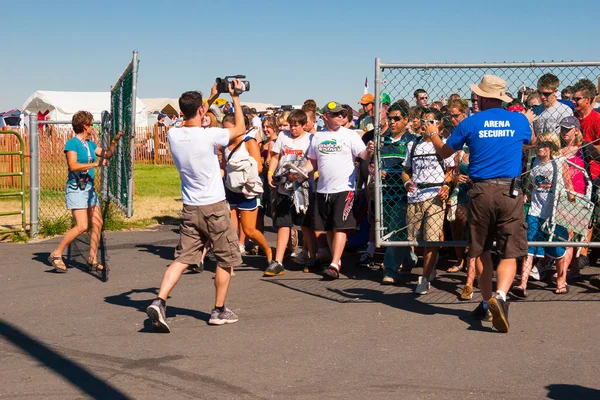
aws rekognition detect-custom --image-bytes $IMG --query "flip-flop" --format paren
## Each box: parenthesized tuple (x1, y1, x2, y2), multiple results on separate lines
(48, 255, 67, 273)
(555, 284, 569, 295)
(510, 285, 528, 299)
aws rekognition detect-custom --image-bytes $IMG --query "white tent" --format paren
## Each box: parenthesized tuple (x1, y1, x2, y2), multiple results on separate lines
(140, 98, 180, 115)
(22, 90, 148, 126)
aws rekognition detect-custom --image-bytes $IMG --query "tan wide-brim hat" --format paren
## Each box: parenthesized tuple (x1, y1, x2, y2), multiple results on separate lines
(470, 74, 513, 103)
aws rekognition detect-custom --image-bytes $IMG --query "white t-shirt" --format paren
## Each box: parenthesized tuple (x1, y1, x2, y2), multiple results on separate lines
(272, 130, 313, 195)
(167, 126, 229, 206)
(533, 102, 573, 135)
(252, 115, 262, 131)
(528, 156, 566, 220)
(404, 140, 454, 203)
(307, 126, 366, 193)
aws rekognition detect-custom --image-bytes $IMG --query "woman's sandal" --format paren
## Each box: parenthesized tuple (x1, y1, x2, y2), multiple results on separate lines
(48, 255, 67, 273)
(510, 285, 528, 299)
(447, 263, 464, 273)
(555, 284, 569, 295)
(88, 261, 109, 282)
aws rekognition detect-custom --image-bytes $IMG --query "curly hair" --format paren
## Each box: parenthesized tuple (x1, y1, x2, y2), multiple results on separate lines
(72, 110, 93, 133)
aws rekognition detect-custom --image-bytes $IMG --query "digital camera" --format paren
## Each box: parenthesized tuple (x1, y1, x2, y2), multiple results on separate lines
(76, 172, 89, 190)
(216, 75, 250, 94)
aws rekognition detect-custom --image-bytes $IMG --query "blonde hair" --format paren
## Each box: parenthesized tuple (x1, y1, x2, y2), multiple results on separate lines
(538, 132, 561, 158)
(277, 111, 290, 127)
(569, 127, 584, 146)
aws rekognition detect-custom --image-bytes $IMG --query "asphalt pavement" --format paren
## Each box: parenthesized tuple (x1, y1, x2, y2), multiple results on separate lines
(1, 223, 600, 399)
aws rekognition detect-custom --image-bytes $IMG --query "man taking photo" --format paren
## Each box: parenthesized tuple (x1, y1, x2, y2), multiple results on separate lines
(146, 79, 247, 332)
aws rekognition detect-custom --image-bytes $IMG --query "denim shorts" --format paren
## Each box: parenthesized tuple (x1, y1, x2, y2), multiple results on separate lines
(225, 188, 258, 211)
(526, 215, 568, 259)
(65, 181, 99, 210)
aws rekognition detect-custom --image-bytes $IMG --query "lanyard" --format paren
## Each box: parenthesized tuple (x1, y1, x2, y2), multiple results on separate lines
(77, 135, 92, 163)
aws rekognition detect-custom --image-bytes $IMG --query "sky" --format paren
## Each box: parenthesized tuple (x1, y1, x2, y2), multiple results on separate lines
(2, 0, 600, 113)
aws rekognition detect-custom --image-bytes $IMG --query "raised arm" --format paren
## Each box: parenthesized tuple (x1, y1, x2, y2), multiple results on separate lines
(95, 130, 124, 159)
(225, 80, 247, 143)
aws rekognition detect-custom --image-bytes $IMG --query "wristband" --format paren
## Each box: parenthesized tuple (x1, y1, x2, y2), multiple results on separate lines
(403, 180, 410, 188)
(267, 170, 274, 175)
(443, 184, 450, 191)
(112, 139, 119, 145)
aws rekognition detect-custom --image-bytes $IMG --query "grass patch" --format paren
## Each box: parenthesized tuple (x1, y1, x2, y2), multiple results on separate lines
(39, 216, 70, 237)
(11, 232, 30, 243)
(134, 164, 180, 198)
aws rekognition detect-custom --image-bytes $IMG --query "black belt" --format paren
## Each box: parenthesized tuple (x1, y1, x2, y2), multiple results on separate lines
(472, 178, 512, 186)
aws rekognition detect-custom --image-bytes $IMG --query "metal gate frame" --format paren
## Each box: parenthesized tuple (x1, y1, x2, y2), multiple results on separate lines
(372, 58, 600, 248)
(0, 130, 27, 234)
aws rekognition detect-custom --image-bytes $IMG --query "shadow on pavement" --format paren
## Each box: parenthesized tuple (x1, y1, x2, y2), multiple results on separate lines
(33, 251, 104, 282)
(0, 319, 131, 399)
(135, 244, 174, 261)
(329, 287, 491, 332)
(104, 288, 210, 331)
(546, 384, 600, 400)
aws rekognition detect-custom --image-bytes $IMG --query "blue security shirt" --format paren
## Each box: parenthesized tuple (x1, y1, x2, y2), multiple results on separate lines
(64, 137, 98, 182)
(446, 108, 531, 180)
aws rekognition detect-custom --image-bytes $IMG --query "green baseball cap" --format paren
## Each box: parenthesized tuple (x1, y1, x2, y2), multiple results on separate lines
(381, 92, 391, 105)
(322, 101, 344, 113)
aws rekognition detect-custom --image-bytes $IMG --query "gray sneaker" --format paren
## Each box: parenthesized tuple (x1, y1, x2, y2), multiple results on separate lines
(264, 260, 285, 276)
(146, 299, 170, 333)
(209, 307, 239, 325)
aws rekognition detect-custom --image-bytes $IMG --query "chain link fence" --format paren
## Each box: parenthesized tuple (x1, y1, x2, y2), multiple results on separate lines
(373, 60, 600, 250)
(101, 51, 138, 218)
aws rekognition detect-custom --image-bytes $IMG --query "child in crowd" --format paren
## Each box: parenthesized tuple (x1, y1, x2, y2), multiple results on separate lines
(265, 110, 317, 276)
(511, 132, 576, 297)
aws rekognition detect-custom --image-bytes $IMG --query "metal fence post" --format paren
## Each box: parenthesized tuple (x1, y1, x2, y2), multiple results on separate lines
(373, 58, 383, 246)
(29, 113, 39, 238)
(127, 50, 139, 218)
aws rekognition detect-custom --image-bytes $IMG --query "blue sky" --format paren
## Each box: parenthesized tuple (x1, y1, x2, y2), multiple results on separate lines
(1, 0, 599, 113)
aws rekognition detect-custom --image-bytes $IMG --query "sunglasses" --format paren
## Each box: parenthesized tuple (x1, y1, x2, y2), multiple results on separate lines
(560, 126, 575, 132)
(471, 98, 478, 103)
(420, 119, 439, 125)
(418, 96, 428, 100)
(450, 113, 462, 119)
(329, 111, 345, 117)
(388, 115, 403, 122)
(537, 142, 551, 148)
(539, 90, 554, 98)
(572, 96, 585, 103)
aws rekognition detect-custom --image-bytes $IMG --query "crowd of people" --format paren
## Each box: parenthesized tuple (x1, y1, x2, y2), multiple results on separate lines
(48, 72, 600, 334)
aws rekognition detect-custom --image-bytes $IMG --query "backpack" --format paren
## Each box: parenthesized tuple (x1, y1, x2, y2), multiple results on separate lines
(407, 137, 446, 188)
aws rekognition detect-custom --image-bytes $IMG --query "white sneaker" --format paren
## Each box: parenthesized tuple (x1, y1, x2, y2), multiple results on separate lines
(529, 265, 540, 281)
(415, 276, 430, 295)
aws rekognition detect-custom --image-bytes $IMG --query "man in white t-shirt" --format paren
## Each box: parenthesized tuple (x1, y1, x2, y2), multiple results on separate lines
(533, 73, 573, 136)
(146, 80, 247, 332)
(295, 101, 374, 279)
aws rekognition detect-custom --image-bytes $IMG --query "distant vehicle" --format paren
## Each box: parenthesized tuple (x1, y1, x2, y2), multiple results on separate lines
(0, 109, 22, 127)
